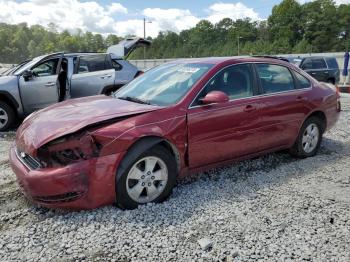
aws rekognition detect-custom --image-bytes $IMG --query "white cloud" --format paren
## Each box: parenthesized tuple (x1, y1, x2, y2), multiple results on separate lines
(0, 0, 262, 37)
(108, 3, 128, 15)
(206, 2, 260, 23)
(143, 8, 200, 34)
(0, 0, 127, 34)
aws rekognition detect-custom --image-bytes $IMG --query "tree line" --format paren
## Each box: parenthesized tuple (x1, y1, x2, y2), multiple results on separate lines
(0, 0, 349, 64)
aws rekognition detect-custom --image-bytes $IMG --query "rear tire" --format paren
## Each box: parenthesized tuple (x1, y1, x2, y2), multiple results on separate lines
(289, 117, 323, 158)
(116, 145, 177, 210)
(327, 78, 335, 85)
(0, 101, 15, 132)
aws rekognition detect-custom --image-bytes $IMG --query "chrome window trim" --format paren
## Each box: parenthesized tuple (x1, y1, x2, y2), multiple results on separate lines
(188, 61, 312, 110)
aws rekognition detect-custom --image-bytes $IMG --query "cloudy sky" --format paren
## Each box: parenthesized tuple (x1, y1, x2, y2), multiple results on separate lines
(0, 0, 349, 37)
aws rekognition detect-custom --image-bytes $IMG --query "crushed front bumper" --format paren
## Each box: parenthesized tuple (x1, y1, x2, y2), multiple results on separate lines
(9, 146, 125, 209)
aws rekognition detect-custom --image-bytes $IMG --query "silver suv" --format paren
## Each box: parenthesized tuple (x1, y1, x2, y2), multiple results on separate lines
(0, 38, 150, 131)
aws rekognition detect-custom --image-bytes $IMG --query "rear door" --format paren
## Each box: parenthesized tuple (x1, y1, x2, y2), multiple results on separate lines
(19, 56, 61, 114)
(187, 63, 263, 168)
(301, 57, 328, 82)
(254, 63, 310, 151)
(70, 54, 115, 98)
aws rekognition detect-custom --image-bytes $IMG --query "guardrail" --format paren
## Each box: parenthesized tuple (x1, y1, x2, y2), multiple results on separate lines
(129, 52, 349, 83)
(1, 52, 349, 83)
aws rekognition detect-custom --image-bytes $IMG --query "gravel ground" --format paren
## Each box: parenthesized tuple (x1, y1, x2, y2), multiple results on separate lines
(1, 97, 350, 262)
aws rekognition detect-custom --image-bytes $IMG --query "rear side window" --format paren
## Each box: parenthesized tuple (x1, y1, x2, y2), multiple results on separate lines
(76, 55, 110, 74)
(256, 64, 295, 94)
(312, 58, 327, 69)
(294, 71, 311, 89)
(325, 57, 339, 69)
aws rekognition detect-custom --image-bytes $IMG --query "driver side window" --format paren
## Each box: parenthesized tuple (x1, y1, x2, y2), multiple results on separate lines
(31, 58, 59, 77)
(194, 64, 254, 105)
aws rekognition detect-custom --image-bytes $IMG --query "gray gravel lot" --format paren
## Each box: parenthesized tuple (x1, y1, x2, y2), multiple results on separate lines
(1, 97, 350, 261)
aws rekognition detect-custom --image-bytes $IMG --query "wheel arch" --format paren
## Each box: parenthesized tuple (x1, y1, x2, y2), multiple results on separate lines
(327, 77, 336, 85)
(304, 110, 327, 133)
(116, 136, 181, 184)
(0, 91, 19, 115)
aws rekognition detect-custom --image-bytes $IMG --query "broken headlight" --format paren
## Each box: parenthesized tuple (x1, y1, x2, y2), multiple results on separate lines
(38, 133, 102, 166)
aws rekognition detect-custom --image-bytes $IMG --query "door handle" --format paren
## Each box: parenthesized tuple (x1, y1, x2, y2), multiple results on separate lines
(324, 71, 329, 74)
(311, 72, 316, 75)
(100, 74, 112, 79)
(45, 82, 55, 87)
(296, 96, 308, 102)
(244, 105, 256, 113)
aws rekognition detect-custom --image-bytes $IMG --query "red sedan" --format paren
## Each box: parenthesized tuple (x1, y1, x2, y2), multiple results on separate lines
(9, 57, 341, 210)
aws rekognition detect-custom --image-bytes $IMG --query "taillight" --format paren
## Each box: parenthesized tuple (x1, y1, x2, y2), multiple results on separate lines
(337, 98, 341, 112)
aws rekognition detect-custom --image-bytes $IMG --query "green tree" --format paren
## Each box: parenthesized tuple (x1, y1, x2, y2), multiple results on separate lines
(268, 0, 304, 47)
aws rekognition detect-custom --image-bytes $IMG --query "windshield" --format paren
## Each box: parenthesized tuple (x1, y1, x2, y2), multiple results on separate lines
(5, 60, 31, 75)
(115, 62, 213, 106)
(14, 55, 47, 75)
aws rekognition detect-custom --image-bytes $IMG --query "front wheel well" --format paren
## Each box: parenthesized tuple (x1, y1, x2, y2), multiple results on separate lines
(116, 136, 181, 183)
(327, 77, 335, 85)
(0, 94, 18, 116)
(307, 111, 327, 133)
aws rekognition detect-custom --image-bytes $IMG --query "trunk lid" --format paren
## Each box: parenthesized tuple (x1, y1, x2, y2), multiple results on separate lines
(107, 38, 151, 59)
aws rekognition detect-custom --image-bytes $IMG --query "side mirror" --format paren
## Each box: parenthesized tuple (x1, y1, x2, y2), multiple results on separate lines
(200, 91, 229, 105)
(22, 70, 33, 81)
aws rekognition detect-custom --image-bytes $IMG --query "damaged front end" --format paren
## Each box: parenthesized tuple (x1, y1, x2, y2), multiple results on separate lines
(37, 132, 102, 168)
(11, 125, 125, 208)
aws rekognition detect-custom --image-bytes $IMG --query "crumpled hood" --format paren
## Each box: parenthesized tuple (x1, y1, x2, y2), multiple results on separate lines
(16, 95, 162, 154)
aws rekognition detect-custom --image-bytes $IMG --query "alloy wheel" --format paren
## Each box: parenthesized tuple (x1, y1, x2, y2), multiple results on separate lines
(126, 156, 168, 204)
(302, 123, 320, 153)
(0, 107, 9, 129)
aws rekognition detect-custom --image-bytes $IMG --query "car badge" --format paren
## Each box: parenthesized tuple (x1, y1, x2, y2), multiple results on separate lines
(20, 152, 26, 158)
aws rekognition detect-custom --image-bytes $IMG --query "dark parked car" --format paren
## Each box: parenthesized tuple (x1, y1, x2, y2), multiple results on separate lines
(288, 56, 340, 84)
(0, 38, 150, 131)
(10, 57, 340, 210)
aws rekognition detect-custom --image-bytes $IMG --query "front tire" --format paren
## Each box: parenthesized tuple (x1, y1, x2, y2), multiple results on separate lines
(116, 146, 177, 210)
(0, 101, 15, 132)
(289, 117, 323, 158)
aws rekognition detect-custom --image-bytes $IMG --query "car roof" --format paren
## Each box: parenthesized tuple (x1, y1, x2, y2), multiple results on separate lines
(171, 56, 294, 67)
(63, 52, 107, 57)
(298, 56, 336, 60)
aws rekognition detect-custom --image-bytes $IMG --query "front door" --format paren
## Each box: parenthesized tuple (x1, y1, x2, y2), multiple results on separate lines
(70, 54, 115, 98)
(187, 63, 263, 168)
(19, 57, 61, 114)
(301, 57, 329, 82)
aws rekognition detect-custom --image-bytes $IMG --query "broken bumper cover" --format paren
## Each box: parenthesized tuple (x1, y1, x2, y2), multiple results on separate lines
(9, 146, 125, 209)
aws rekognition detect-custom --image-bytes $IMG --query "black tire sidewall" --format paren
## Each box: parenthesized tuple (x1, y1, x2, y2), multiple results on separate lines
(116, 146, 177, 210)
(0, 101, 15, 132)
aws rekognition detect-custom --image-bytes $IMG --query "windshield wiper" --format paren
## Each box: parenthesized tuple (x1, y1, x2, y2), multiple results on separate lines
(118, 96, 151, 105)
